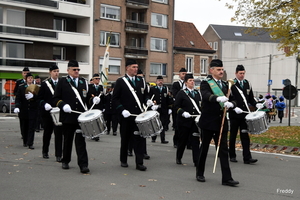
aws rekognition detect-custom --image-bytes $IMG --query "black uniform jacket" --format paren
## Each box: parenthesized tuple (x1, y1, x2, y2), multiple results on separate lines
(112, 74, 150, 120)
(228, 78, 257, 119)
(86, 84, 104, 110)
(53, 76, 88, 124)
(172, 80, 184, 98)
(174, 88, 201, 128)
(150, 85, 173, 116)
(199, 76, 237, 132)
(15, 83, 39, 119)
(37, 78, 58, 117)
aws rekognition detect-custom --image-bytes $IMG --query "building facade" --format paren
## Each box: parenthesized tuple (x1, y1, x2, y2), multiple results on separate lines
(0, 0, 94, 95)
(93, 0, 174, 85)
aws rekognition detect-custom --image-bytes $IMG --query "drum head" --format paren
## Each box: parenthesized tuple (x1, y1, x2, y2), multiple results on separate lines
(50, 107, 60, 113)
(135, 111, 158, 123)
(78, 109, 101, 122)
(245, 111, 265, 121)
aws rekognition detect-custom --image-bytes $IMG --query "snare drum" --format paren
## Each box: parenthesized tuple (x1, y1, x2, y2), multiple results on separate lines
(135, 111, 163, 138)
(50, 107, 62, 126)
(78, 110, 107, 139)
(245, 111, 268, 134)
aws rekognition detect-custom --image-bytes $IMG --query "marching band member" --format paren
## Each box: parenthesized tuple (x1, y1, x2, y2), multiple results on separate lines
(195, 59, 239, 186)
(37, 64, 63, 162)
(228, 65, 259, 164)
(174, 74, 201, 166)
(53, 60, 100, 174)
(112, 59, 153, 171)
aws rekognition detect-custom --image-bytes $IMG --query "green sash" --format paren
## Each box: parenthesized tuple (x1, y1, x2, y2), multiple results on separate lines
(207, 79, 225, 108)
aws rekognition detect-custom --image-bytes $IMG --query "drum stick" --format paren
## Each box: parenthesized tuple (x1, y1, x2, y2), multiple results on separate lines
(144, 95, 155, 112)
(242, 111, 250, 114)
(213, 79, 234, 174)
(71, 110, 82, 114)
(190, 115, 201, 117)
(130, 114, 139, 117)
(89, 92, 103, 111)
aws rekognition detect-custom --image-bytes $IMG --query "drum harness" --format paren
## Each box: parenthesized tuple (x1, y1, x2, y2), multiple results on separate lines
(184, 91, 201, 116)
(68, 77, 88, 111)
(45, 80, 54, 95)
(234, 81, 251, 112)
(122, 77, 144, 113)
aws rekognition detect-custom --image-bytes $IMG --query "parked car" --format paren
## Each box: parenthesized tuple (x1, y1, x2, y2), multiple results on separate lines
(0, 95, 15, 113)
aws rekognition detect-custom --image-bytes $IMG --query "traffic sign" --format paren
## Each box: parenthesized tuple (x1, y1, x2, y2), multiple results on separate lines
(268, 80, 272, 85)
(283, 85, 298, 100)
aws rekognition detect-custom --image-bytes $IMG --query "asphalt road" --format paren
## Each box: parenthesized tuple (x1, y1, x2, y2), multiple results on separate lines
(0, 112, 299, 200)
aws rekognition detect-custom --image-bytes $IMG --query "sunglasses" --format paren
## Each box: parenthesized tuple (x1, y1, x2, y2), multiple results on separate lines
(72, 68, 80, 71)
(94, 78, 100, 80)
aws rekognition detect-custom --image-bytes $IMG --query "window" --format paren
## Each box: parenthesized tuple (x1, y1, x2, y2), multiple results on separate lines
(6, 43, 24, 58)
(0, 42, 2, 57)
(151, 13, 168, 28)
(213, 42, 218, 50)
(208, 42, 212, 48)
(150, 63, 166, 75)
(152, 0, 168, 4)
(0, 7, 3, 23)
(150, 37, 167, 52)
(201, 58, 207, 74)
(53, 46, 66, 60)
(7, 9, 25, 26)
(186, 57, 193, 73)
(100, 4, 120, 20)
(54, 18, 66, 31)
(100, 31, 120, 47)
(234, 32, 242, 36)
(99, 57, 121, 74)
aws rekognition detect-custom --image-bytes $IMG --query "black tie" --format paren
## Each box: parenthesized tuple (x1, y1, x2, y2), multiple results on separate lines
(240, 81, 243, 89)
(131, 78, 136, 86)
(73, 78, 77, 87)
(217, 80, 222, 89)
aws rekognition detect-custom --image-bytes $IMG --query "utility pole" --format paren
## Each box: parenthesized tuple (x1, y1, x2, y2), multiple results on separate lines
(267, 54, 272, 94)
(295, 53, 299, 107)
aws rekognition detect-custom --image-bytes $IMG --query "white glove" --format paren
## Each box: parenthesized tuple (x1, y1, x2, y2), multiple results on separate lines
(44, 103, 52, 111)
(122, 110, 131, 118)
(151, 105, 159, 111)
(168, 109, 172, 115)
(224, 102, 234, 108)
(182, 111, 191, 118)
(102, 109, 105, 113)
(14, 108, 20, 113)
(256, 103, 264, 109)
(93, 96, 100, 105)
(216, 96, 228, 103)
(63, 104, 72, 113)
(234, 107, 243, 114)
(146, 100, 154, 107)
(25, 92, 33, 100)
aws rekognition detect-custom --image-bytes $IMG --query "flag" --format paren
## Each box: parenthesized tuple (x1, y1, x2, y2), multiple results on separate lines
(100, 32, 111, 92)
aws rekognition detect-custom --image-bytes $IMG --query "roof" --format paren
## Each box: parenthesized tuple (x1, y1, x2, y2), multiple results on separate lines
(174, 20, 215, 53)
(209, 24, 277, 43)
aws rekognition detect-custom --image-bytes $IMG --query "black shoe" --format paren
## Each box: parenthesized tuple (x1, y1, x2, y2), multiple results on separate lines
(222, 179, 239, 186)
(56, 157, 62, 162)
(161, 141, 169, 144)
(23, 144, 28, 147)
(106, 131, 110, 135)
(28, 146, 34, 150)
(121, 162, 128, 167)
(230, 158, 238, 162)
(35, 129, 40, 132)
(144, 154, 150, 160)
(151, 140, 156, 143)
(187, 146, 192, 150)
(92, 137, 99, 141)
(244, 158, 258, 164)
(128, 151, 133, 156)
(113, 132, 117, 136)
(173, 145, 177, 148)
(80, 166, 90, 174)
(43, 153, 49, 159)
(176, 158, 182, 164)
(136, 164, 147, 171)
(196, 175, 205, 182)
(62, 163, 69, 169)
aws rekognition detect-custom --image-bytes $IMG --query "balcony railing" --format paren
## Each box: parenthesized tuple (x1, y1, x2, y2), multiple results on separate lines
(0, 58, 57, 69)
(0, 24, 57, 39)
(124, 46, 148, 57)
(126, 0, 149, 6)
(5, 0, 58, 8)
(125, 20, 148, 33)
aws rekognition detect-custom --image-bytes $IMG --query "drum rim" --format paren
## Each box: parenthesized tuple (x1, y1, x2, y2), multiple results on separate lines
(78, 109, 102, 121)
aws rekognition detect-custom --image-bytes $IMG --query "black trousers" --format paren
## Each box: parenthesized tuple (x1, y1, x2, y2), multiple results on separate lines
(61, 123, 88, 168)
(152, 112, 168, 142)
(18, 115, 24, 138)
(105, 113, 118, 133)
(120, 119, 145, 165)
(176, 124, 200, 164)
(20, 118, 28, 145)
(172, 108, 179, 146)
(42, 115, 63, 157)
(196, 129, 232, 182)
(229, 118, 252, 161)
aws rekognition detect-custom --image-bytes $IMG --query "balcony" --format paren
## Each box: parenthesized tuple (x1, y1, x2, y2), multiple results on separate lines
(0, 58, 57, 69)
(0, 24, 57, 39)
(124, 46, 148, 59)
(125, 20, 148, 34)
(4, 0, 58, 8)
(126, 0, 149, 9)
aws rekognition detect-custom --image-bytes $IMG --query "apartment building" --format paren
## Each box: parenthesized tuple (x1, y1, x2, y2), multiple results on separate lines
(0, 0, 94, 95)
(93, 0, 174, 84)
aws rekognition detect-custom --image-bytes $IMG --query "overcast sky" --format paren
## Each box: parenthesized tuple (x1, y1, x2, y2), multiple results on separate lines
(174, 0, 242, 34)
